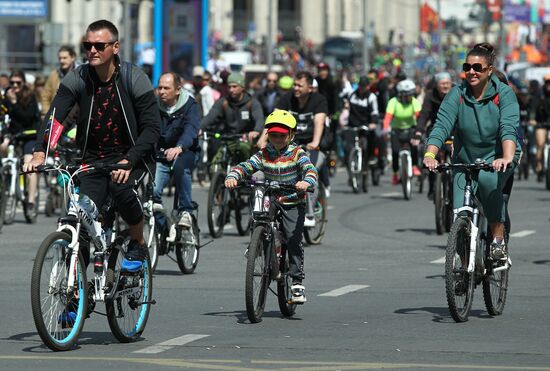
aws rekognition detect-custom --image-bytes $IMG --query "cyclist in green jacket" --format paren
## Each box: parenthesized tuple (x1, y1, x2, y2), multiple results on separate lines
(423, 42, 521, 261)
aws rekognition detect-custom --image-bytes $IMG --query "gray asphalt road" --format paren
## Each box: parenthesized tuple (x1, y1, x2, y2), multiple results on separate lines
(1, 168, 549, 371)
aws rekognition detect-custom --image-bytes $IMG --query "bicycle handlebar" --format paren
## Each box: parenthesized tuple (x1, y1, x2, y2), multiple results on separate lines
(29, 162, 132, 174)
(433, 161, 495, 173)
(236, 179, 315, 193)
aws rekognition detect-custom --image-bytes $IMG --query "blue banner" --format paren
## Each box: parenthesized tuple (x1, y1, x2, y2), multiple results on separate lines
(0, 0, 48, 18)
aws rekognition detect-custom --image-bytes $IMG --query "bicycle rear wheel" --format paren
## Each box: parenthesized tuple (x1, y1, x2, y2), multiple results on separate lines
(277, 253, 296, 317)
(434, 173, 445, 235)
(176, 216, 200, 274)
(143, 213, 159, 273)
(445, 218, 475, 322)
(245, 226, 269, 323)
(207, 172, 227, 238)
(31, 232, 88, 351)
(303, 184, 327, 245)
(106, 236, 153, 342)
(2, 170, 16, 225)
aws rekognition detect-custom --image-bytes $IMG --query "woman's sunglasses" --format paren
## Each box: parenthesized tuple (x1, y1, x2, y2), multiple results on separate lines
(82, 41, 117, 52)
(9, 80, 22, 86)
(462, 63, 490, 73)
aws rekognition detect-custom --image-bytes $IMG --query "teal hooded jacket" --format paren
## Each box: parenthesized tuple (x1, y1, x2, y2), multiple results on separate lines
(427, 73, 520, 163)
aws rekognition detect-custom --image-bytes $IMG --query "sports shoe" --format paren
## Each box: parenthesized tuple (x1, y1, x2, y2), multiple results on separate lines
(291, 283, 307, 304)
(412, 166, 421, 177)
(177, 211, 192, 228)
(166, 224, 177, 243)
(304, 216, 316, 228)
(391, 174, 400, 185)
(490, 241, 507, 261)
(121, 240, 147, 273)
(324, 186, 331, 198)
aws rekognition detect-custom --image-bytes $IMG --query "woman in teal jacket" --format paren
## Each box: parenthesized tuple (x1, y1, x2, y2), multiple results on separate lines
(423, 43, 520, 261)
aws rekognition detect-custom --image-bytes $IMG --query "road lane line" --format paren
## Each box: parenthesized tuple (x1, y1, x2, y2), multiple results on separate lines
(134, 334, 209, 354)
(510, 230, 536, 238)
(318, 285, 369, 297)
(379, 192, 402, 198)
(430, 257, 445, 264)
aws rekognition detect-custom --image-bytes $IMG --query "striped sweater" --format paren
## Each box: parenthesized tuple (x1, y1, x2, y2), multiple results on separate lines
(226, 142, 318, 205)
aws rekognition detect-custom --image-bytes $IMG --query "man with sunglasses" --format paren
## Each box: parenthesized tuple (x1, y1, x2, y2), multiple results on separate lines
(25, 20, 160, 273)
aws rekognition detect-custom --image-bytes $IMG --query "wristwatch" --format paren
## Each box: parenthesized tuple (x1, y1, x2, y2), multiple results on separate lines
(176, 144, 184, 151)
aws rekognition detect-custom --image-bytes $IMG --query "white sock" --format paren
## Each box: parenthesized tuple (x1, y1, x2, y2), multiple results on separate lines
(492, 237, 503, 244)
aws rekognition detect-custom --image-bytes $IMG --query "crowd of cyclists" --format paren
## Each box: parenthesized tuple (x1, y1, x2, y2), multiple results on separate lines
(0, 19, 544, 321)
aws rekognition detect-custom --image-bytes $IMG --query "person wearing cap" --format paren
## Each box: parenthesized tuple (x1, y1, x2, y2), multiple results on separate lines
(200, 72, 264, 167)
(417, 71, 453, 198)
(225, 109, 318, 305)
(259, 70, 330, 207)
(342, 76, 380, 182)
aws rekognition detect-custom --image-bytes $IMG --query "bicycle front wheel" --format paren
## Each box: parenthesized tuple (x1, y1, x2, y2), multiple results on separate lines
(176, 216, 200, 274)
(400, 153, 411, 200)
(245, 226, 270, 323)
(31, 232, 88, 351)
(2, 170, 16, 225)
(0, 173, 6, 232)
(106, 237, 153, 342)
(303, 184, 327, 245)
(235, 189, 251, 236)
(143, 214, 159, 273)
(348, 148, 361, 193)
(207, 172, 227, 238)
(434, 173, 445, 235)
(445, 218, 475, 323)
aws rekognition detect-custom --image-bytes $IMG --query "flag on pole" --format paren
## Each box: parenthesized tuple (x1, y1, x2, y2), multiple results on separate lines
(43, 108, 63, 151)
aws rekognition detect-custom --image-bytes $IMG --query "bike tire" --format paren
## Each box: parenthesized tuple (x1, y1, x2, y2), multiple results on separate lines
(348, 148, 360, 193)
(143, 214, 159, 273)
(445, 218, 475, 323)
(371, 166, 380, 186)
(400, 153, 411, 200)
(546, 154, 550, 190)
(303, 183, 327, 245)
(207, 172, 227, 238)
(24, 187, 39, 224)
(31, 231, 88, 351)
(45, 193, 55, 217)
(106, 234, 153, 343)
(235, 190, 251, 236)
(3, 171, 16, 225)
(434, 173, 445, 235)
(277, 254, 297, 317)
(0, 174, 6, 232)
(482, 241, 509, 316)
(176, 215, 200, 274)
(245, 226, 269, 323)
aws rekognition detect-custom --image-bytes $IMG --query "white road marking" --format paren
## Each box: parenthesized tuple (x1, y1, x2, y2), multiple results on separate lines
(430, 257, 445, 264)
(379, 192, 402, 198)
(327, 205, 335, 210)
(510, 230, 536, 238)
(134, 334, 209, 354)
(318, 285, 369, 297)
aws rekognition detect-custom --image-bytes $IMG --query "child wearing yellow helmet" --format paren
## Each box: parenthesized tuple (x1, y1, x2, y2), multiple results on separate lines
(225, 109, 317, 304)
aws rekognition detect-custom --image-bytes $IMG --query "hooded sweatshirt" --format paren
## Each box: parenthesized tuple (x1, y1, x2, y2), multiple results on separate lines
(226, 142, 318, 206)
(158, 89, 200, 151)
(427, 73, 521, 163)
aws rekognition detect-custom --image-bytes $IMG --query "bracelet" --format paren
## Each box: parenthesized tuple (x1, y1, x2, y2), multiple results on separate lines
(424, 152, 436, 159)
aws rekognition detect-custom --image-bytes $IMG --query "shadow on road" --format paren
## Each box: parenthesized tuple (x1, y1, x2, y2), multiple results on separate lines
(395, 228, 436, 236)
(533, 260, 550, 265)
(202, 309, 302, 324)
(153, 269, 183, 276)
(6, 330, 128, 352)
(394, 307, 491, 323)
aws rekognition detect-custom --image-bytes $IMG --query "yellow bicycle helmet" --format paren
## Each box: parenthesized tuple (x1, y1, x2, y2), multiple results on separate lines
(264, 109, 297, 134)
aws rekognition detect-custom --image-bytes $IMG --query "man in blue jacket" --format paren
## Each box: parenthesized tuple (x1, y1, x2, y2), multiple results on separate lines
(154, 72, 200, 234)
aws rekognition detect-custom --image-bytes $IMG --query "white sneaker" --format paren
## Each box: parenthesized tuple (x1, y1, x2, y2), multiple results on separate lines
(152, 203, 164, 213)
(291, 284, 307, 304)
(324, 186, 331, 198)
(166, 224, 177, 243)
(178, 211, 192, 228)
(304, 216, 316, 228)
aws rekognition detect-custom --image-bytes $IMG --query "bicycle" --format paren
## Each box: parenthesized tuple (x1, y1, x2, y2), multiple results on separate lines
(1, 130, 40, 224)
(343, 125, 370, 193)
(241, 179, 312, 323)
(434, 139, 453, 235)
(207, 132, 252, 238)
(30, 162, 154, 351)
(142, 178, 201, 275)
(195, 131, 210, 186)
(439, 160, 511, 323)
(44, 146, 81, 217)
(396, 130, 422, 200)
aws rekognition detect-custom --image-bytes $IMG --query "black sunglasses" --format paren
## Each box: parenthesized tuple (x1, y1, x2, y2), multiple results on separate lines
(462, 63, 490, 73)
(82, 41, 117, 52)
(9, 80, 22, 86)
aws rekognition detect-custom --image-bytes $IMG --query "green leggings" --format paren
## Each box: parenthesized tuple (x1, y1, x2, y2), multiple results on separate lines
(452, 164, 515, 224)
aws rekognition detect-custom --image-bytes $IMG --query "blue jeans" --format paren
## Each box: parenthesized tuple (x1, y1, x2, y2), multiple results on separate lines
(153, 150, 199, 228)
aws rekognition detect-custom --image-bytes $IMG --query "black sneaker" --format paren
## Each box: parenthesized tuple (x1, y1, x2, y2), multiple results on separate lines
(121, 240, 147, 273)
(490, 242, 507, 261)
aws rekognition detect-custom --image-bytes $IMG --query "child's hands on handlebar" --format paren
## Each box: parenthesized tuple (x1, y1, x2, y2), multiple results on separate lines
(225, 178, 238, 189)
(295, 181, 310, 192)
